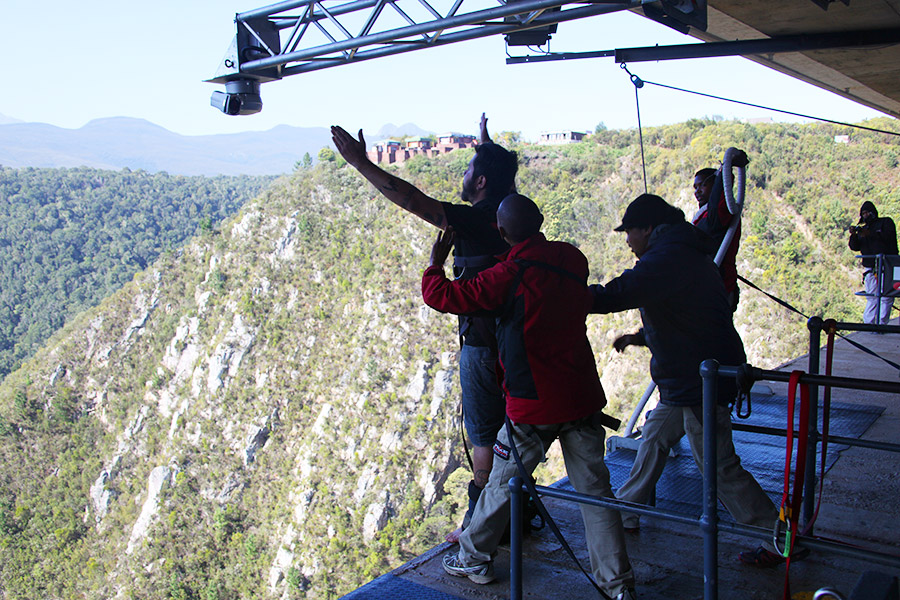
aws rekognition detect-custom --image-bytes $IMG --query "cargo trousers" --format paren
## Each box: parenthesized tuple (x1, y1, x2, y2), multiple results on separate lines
(616, 403, 778, 540)
(456, 412, 634, 597)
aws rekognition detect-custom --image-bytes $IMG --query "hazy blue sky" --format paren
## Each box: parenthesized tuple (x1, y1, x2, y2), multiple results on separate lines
(1, 1, 887, 140)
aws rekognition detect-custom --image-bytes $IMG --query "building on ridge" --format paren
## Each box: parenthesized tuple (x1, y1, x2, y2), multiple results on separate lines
(367, 133, 477, 165)
(539, 131, 586, 145)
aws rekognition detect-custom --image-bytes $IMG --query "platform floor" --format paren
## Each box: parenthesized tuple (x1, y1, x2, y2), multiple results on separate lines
(345, 324, 900, 600)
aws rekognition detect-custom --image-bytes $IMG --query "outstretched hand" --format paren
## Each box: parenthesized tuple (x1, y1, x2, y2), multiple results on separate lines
(331, 125, 368, 168)
(479, 112, 491, 144)
(613, 333, 639, 353)
(429, 227, 455, 268)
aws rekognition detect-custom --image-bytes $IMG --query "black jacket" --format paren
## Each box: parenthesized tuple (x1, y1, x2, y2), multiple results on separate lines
(590, 222, 745, 406)
(849, 216, 898, 269)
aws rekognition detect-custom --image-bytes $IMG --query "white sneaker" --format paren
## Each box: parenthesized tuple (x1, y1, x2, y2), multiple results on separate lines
(442, 551, 495, 584)
(614, 588, 638, 600)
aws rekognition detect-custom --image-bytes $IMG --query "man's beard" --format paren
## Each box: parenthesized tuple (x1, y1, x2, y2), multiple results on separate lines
(460, 177, 478, 203)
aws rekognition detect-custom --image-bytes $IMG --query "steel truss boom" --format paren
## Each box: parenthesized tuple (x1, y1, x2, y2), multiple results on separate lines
(208, 0, 640, 83)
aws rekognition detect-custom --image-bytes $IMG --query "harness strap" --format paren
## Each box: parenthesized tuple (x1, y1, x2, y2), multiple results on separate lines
(454, 254, 495, 269)
(459, 403, 474, 472)
(513, 258, 588, 285)
(500, 258, 587, 329)
(504, 415, 613, 600)
(780, 371, 811, 600)
(503, 258, 587, 314)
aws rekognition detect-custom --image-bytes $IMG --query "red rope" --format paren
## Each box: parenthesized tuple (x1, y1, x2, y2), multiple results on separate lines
(782, 370, 811, 600)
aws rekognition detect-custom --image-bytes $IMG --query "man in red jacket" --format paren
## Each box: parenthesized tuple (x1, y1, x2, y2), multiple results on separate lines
(692, 164, 742, 311)
(422, 194, 635, 600)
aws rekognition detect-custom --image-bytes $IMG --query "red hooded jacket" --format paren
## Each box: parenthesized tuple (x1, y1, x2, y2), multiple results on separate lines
(422, 233, 606, 424)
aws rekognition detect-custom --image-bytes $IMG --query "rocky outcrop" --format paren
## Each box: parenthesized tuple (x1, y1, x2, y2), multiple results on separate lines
(268, 546, 295, 591)
(89, 468, 117, 525)
(126, 465, 172, 554)
(87, 405, 150, 527)
(207, 314, 255, 394)
(405, 360, 430, 402)
(362, 493, 391, 541)
(244, 407, 279, 466)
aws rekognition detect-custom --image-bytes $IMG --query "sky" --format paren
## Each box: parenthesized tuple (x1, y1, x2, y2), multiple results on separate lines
(0, 1, 888, 142)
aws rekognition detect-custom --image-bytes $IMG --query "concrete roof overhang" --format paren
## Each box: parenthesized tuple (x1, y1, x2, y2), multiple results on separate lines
(678, 1, 900, 118)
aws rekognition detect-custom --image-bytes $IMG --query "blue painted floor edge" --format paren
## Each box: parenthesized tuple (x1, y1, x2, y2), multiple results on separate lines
(340, 573, 467, 600)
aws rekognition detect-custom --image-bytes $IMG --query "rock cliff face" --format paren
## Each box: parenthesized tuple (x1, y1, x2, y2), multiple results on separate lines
(0, 162, 473, 599)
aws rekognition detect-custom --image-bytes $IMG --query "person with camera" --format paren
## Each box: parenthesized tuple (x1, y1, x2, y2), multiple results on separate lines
(331, 118, 517, 543)
(848, 201, 898, 324)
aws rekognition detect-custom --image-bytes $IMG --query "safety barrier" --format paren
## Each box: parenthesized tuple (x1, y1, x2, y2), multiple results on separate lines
(698, 359, 900, 600)
(853, 253, 900, 326)
(507, 317, 900, 600)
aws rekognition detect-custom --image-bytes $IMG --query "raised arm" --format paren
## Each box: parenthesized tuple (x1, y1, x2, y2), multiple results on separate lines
(479, 112, 492, 145)
(423, 229, 512, 315)
(331, 125, 447, 228)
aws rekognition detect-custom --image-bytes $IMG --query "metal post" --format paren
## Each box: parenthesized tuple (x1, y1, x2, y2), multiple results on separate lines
(876, 254, 884, 325)
(804, 317, 823, 531)
(509, 476, 523, 600)
(699, 359, 719, 600)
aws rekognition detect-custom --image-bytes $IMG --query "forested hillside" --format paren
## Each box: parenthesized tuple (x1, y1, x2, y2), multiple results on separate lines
(0, 167, 275, 379)
(0, 117, 898, 599)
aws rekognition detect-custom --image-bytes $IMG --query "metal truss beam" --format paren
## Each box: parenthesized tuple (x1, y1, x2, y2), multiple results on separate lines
(504, 28, 900, 66)
(207, 0, 640, 83)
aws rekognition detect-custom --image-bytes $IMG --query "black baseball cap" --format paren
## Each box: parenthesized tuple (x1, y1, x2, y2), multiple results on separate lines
(614, 194, 684, 231)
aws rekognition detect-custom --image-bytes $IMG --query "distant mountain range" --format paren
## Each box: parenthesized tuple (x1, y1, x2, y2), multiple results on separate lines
(373, 122, 432, 138)
(0, 115, 435, 176)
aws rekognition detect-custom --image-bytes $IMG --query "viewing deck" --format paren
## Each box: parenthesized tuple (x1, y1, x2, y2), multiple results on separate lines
(344, 322, 900, 600)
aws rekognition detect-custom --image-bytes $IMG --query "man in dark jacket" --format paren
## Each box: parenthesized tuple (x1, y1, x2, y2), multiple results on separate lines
(423, 194, 635, 600)
(593, 194, 788, 568)
(848, 200, 898, 324)
(332, 121, 516, 541)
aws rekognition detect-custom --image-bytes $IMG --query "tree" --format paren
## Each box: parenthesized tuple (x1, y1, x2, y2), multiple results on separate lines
(294, 153, 313, 171)
(318, 147, 337, 163)
(495, 131, 521, 147)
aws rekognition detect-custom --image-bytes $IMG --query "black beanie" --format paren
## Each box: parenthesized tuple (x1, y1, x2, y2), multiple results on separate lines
(860, 201, 878, 219)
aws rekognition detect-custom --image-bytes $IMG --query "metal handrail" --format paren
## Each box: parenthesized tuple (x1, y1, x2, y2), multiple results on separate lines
(507, 338, 900, 599)
(853, 253, 900, 325)
(699, 360, 900, 600)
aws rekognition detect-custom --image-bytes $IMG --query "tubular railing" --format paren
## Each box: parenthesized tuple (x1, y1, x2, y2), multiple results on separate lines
(853, 254, 900, 326)
(508, 319, 900, 600)
(794, 317, 900, 528)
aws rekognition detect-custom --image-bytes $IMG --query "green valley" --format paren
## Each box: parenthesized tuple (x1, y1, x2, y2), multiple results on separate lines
(0, 117, 897, 599)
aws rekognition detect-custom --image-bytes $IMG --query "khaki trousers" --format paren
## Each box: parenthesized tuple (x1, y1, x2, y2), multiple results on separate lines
(616, 403, 778, 537)
(457, 413, 634, 597)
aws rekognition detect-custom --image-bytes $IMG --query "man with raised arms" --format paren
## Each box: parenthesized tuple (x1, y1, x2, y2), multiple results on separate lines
(331, 118, 517, 542)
